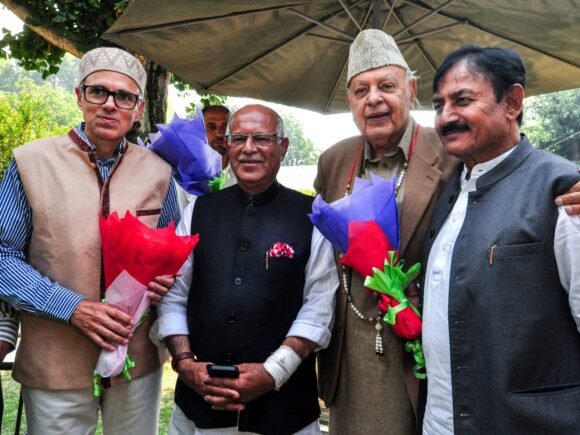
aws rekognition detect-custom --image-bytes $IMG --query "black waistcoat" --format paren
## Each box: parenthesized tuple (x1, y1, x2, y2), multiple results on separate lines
(175, 182, 320, 435)
(422, 139, 580, 434)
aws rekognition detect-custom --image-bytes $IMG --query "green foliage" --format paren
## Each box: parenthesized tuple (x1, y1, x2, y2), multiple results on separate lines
(0, 0, 126, 78)
(523, 88, 580, 162)
(184, 92, 228, 117)
(0, 26, 64, 78)
(0, 55, 78, 92)
(281, 112, 319, 166)
(0, 77, 81, 179)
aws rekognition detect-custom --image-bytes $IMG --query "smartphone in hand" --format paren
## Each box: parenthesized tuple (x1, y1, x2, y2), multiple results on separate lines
(207, 364, 240, 378)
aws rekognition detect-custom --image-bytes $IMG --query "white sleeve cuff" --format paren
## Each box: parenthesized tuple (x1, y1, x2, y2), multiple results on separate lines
(157, 311, 189, 341)
(286, 320, 332, 350)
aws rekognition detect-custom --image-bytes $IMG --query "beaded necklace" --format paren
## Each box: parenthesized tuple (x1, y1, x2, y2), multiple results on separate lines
(341, 125, 420, 357)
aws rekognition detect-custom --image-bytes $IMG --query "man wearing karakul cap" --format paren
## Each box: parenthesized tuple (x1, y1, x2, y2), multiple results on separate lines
(0, 46, 179, 434)
(314, 29, 457, 434)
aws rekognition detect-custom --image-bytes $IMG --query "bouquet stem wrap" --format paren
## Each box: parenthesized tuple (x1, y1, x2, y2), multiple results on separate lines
(94, 212, 198, 395)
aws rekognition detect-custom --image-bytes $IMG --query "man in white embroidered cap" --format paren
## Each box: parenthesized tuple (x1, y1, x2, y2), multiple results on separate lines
(0, 46, 179, 434)
(314, 29, 458, 434)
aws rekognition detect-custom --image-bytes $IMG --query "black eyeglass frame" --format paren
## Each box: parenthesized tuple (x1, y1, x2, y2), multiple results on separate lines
(81, 84, 142, 110)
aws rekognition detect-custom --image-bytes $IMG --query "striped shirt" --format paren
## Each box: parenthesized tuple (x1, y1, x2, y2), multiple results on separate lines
(0, 124, 180, 345)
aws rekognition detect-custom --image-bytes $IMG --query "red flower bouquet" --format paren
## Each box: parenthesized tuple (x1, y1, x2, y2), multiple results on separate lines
(310, 175, 426, 378)
(93, 212, 198, 394)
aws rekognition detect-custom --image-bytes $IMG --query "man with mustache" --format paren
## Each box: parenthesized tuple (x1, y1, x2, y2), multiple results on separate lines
(421, 45, 580, 434)
(315, 29, 580, 435)
(0, 47, 179, 434)
(158, 104, 338, 434)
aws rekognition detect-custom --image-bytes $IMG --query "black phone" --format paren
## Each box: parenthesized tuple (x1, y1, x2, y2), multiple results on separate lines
(206, 364, 240, 378)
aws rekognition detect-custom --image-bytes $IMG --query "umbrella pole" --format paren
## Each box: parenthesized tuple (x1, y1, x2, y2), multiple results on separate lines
(371, 0, 385, 28)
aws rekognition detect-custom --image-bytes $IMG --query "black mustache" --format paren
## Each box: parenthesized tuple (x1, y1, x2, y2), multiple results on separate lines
(441, 123, 469, 136)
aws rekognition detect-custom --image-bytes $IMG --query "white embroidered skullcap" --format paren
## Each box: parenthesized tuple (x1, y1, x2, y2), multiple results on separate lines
(347, 29, 410, 86)
(78, 47, 147, 94)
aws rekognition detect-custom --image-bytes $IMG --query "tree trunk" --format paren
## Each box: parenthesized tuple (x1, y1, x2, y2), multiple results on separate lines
(143, 60, 171, 132)
(128, 60, 170, 142)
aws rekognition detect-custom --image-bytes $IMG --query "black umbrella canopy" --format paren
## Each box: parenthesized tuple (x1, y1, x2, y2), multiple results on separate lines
(104, 0, 580, 113)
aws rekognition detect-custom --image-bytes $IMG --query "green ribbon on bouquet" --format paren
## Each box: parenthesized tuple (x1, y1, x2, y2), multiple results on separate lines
(364, 251, 422, 320)
(208, 170, 229, 192)
(405, 340, 427, 379)
(364, 251, 427, 380)
(122, 356, 136, 382)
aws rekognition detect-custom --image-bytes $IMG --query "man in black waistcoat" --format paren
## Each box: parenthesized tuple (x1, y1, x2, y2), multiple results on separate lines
(421, 46, 580, 434)
(157, 104, 338, 435)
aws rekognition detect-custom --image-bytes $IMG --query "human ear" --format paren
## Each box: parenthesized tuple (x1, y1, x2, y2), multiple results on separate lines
(505, 84, 524, 121)
(279, 138, 290, 160)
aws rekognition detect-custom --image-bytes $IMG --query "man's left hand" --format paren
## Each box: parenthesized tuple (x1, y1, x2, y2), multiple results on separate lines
(555, 176, 580, 215)
(147, 275, 177, 305)
(204, 363, 275, 409)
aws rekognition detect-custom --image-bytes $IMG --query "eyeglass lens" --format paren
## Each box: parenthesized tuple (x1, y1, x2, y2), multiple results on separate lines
(83, 85, 139, 109)
(228, 133, 278, 147)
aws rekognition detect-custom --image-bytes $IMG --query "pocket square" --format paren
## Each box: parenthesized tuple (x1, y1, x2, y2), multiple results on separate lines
(268, 242, 295, 259)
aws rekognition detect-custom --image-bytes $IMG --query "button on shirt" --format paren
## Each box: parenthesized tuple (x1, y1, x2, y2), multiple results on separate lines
(422, 147, 580, 434)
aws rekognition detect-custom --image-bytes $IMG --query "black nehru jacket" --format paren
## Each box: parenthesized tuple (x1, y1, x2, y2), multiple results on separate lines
(175, 182, 320, 435)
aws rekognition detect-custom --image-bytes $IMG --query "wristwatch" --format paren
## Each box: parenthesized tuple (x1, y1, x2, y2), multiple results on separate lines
(171, 351, 197, 372)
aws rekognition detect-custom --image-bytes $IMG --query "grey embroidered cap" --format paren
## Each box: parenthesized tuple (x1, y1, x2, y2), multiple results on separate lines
(78, 47, 147, 94)
(347, 29, 410, 86)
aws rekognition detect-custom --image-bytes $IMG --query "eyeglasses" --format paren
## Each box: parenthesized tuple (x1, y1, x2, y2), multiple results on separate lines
(226, 133, 279, 148)
(81, 85, 141, 110)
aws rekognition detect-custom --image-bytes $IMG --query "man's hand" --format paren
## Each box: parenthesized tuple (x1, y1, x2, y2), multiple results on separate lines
(70, 300, 133, 351)
(204, 363, 275, 410)
(0, 340, 14, 362)
(177, 359, 242, 411)
(147, 274, 177, 305)
(555, 176, 580, 215)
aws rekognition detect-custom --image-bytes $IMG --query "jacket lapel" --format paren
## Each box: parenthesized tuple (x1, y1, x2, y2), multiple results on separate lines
(399, 128, 444, 255)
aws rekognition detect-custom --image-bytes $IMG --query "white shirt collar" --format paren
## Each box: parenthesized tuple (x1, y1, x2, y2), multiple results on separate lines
(461, 146, 517, 191)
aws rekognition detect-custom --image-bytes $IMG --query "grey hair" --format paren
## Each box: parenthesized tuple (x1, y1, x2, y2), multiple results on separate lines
(225, 106, 285, 140)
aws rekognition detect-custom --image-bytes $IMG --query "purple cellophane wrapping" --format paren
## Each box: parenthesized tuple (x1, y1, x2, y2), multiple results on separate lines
(309, 174, 399, 253)
(144, 108, 221, 196)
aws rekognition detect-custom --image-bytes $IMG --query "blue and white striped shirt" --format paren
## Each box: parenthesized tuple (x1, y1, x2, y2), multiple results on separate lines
(0, 124, 180, 344)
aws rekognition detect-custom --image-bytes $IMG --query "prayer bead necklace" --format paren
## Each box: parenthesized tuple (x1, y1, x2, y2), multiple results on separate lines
(340, 126, 419, 358)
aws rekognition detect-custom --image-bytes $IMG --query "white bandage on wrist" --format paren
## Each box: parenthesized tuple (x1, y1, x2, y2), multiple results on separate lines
(263, 344, 303, 391)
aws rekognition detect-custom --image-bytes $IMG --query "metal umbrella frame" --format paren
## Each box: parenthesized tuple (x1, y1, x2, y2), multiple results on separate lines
(104, 0, 580, 113)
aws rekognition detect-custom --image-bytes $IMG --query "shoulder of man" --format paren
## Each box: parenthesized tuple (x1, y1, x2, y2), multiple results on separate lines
(13, 134, 70, 158)
(527, 143, 580, 191)
(279, 183, 314, 205)
(415, 125, 460, 178)
(319, 135, 362, 162)
(125, 141, 172, 173)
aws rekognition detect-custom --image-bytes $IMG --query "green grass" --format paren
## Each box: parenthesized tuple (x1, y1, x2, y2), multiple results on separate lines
(1, 364, 178, 435)
(1, 372, 26, 435)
